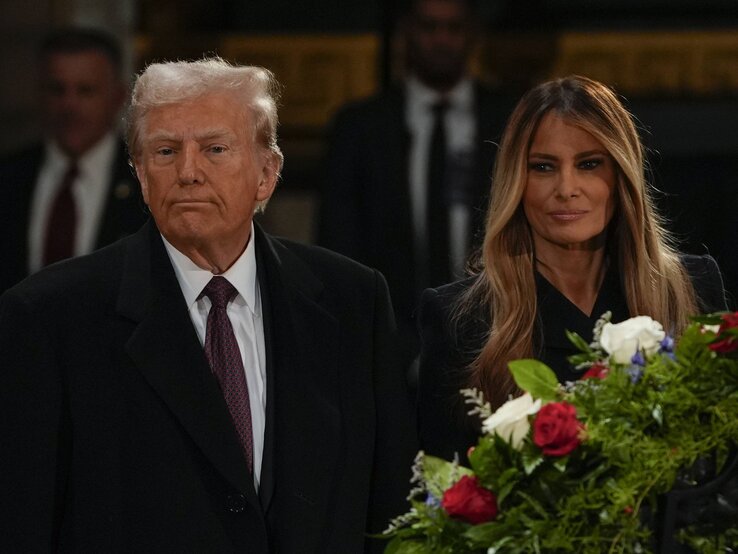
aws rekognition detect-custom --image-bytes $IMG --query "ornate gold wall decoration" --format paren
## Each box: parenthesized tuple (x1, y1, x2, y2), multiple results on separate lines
(551, 31, 738, 95)
(220, 34, 379, 131)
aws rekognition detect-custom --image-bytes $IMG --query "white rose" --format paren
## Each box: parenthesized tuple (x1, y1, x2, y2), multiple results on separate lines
(599, 316, 665, 365)
(481, 392, 541, 449)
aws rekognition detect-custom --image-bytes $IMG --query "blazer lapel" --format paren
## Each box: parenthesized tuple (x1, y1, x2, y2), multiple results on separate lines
(255, 228, 341, 549)
(116, 221, 259, 509)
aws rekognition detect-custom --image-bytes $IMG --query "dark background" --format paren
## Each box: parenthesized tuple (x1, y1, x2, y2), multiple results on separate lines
(3, 0, 737, 306)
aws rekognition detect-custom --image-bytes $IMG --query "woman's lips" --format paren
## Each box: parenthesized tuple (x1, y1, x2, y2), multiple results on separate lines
(548, 210, 587, 221)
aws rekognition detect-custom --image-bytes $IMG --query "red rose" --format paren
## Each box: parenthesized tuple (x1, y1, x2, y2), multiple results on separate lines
(533, 402, 582, 456)
(709, 312, 738, 353)
(441, 475, 498, 524)
(582, 362, 609, 380)
(721, 312, 738, 328)
(710, 337, 738, 353)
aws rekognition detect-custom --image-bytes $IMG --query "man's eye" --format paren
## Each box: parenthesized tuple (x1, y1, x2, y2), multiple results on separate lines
(579, 158, 603, 170)
(209, 145, 226, 154)
(157, 148, 174, 156)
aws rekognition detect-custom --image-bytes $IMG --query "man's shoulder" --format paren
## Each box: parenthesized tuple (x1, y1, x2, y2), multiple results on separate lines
(0, 143, 44, 175)
(258, 233, 390, 316)
(268, 235, 378, 284)
(3, 233, 132, 308)
(331, 87, 404, 126)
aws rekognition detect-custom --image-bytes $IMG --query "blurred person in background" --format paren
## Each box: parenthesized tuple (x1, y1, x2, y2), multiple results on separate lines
(318, 0, 514, 385)
(0, 26, 146, 293)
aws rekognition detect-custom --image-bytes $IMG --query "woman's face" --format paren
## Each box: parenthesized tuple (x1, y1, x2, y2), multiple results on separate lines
(523, 112, 617, 256)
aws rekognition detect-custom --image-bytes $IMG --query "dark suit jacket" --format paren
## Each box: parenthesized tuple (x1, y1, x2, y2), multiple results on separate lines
(0, 220, 416, 553)
(318, 83, 515, 368)
(417, 254, 728, 463)
(0, 140, 147, 293)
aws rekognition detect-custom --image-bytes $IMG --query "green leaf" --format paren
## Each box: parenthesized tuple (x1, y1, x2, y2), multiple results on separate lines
(566, 330, 592, 353)
(383, 537, 429, 554)
(553, 455, 569, 472)
(508, 359, 559, 401)
(522, 449, 545, 475)
(690, 312, 727, 325)
(463, 521, 497, 542)
(422, 455, 473, 499)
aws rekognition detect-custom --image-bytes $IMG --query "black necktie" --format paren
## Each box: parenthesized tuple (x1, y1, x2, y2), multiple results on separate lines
(427, 101, 450, 287)
(199, 277, 254, 472)
(43, 162, 79, 266)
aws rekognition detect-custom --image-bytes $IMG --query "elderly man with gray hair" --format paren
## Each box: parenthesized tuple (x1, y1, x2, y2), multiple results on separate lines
(0, 57, 415, 553)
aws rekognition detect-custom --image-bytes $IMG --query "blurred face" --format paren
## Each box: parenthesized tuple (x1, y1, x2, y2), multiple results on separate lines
(523, 112, 617, 255)
(405, 0, 474, 91)
(41, 51, 126, 158)
(134, 92, 278, 265)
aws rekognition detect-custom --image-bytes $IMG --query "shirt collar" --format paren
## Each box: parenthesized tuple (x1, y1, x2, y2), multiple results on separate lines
(162, 224, 259, 315)
(405, 75, 474, 112)
(45, 132, 118, 183)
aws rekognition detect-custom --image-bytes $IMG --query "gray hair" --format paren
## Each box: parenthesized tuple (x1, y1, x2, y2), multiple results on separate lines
(125, 56, 284, 175)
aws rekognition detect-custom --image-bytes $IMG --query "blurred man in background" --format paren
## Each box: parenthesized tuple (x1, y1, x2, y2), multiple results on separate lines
(0, 26, 146, 293)
(319, 0, 513, 381)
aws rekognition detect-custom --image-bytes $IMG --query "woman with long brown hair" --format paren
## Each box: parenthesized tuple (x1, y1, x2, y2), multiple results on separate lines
(418, 75, 727, 461)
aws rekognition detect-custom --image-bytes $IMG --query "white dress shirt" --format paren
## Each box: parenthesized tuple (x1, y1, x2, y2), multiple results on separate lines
(28, 132, 118, 273)
(163, 226, 267, 491)
(405, 76, 476, 282)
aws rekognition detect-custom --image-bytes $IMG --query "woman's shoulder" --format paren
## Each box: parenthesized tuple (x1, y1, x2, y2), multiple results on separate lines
(679, 253, 728, 312)
(418, 276, 480, 332)
(418, 275, 489, 351)
(420, 276, 477, 310)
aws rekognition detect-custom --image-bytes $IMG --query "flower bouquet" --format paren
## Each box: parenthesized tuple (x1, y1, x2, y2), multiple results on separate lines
(384, 312, 738, 553)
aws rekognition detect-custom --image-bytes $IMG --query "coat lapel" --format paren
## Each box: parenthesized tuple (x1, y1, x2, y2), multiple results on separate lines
(116, 221, 259, 510)
(255, 228, 342, 549)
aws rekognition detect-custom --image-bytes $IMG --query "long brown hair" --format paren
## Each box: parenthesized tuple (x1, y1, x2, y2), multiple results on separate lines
(458, 75, 698, 409)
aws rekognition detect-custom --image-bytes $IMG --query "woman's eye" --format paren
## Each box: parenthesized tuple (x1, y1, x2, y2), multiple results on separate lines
(528, 162, 553, 172)
(157, 147, 174, 156)
(579, 158, 603, 170)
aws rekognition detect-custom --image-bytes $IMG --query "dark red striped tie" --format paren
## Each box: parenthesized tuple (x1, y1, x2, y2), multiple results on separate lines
(43, 162, 79, 266)
(199, 276, 254, 472)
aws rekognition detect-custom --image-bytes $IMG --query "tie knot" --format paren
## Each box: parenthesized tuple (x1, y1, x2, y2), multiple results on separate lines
(431, 100, 449, 118)
(200, 276, 238, 309)
(64, 162, 79, 181)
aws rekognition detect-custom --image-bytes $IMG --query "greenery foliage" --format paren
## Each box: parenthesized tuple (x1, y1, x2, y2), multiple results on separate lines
(384, 313, 738, 553)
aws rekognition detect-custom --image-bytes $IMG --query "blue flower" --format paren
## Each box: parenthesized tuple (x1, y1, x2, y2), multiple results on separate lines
(631, 351, 646, 366)
(425, 493, 441, 508)
(627, 366, 644, 384)
(659, 336, 675, 353)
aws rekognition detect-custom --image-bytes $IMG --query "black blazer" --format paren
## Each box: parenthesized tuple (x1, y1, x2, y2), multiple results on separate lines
(417, 254, 728, 463)
(0, 220, 416, 553)
(0, 141, 147, 293)
(318, 83, 515, 367)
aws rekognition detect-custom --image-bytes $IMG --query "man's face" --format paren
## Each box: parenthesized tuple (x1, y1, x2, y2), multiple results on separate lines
(41, 51, 126, 158)
(405, 0, 475, 91)
(134, 92, 278, 263)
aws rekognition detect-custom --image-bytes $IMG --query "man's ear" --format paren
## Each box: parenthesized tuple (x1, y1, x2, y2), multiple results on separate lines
(133, 160, 150, 205)
(255, 153, 280, 202)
